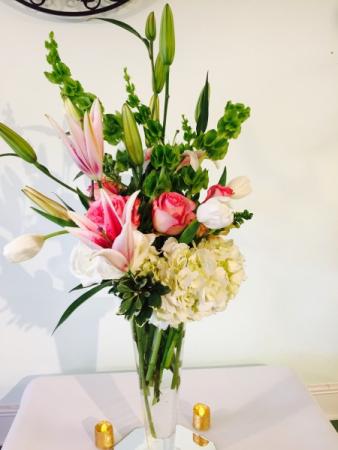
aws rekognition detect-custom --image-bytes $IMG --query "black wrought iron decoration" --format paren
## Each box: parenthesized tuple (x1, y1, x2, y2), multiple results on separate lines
(13, 0, 130, 17)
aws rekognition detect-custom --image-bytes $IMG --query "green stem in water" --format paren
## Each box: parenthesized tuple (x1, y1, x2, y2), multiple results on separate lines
(44, 230, 68, 240)
(135, 322, 157, 438)
(162, 68, 170, 141)
(171, 325, 184, 390)
(146, 328, 162, 382)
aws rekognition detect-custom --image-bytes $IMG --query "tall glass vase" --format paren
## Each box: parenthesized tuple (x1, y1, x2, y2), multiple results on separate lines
(131, 319, 185, 450)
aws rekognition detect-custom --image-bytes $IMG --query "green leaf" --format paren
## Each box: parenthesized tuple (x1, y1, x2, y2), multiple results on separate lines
(97, 18, 149, 49)
(76, 188, 90, 210)
(53, 193, 75, 212)
(73, 171, 83, 181)
(31, 207, 74, 228)
(147, 293, 162, 308)
(218, 166, 227, 186)
(179, 220, 199, 244)
(53, 281, 111, 333)
(196, 73, 210, 135)
(135, 306, 153, 326)
(69, 283, 96, 292)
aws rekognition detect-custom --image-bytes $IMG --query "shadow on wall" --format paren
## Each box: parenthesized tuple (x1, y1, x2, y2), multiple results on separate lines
(0, 104, 118, 402)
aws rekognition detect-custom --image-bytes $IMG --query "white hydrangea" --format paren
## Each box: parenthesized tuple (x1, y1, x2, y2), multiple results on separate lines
(139, 236, 246, 328)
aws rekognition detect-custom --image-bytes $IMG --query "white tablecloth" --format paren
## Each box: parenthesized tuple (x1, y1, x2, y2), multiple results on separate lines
(3, 366, 338, 450)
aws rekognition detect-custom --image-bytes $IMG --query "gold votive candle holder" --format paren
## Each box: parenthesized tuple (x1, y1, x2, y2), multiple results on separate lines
(95, 420, 114, 449)
(193, 433, 210, 446)
(193, 403, 211, 431)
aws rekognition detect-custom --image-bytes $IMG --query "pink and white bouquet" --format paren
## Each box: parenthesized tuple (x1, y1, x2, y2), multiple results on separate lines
(0, 4, 252, 444)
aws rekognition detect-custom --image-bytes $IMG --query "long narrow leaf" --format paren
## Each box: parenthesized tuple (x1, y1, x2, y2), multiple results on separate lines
(69, 283, 94, 293)
(196, 73, 210, 134)
(53, 281, 111, 333)
(179, 220, 199, 244)
(53, 193, 75, 212)
(97, 18, 149, 49)
(31, 207, 75, 227)
(73, 171, 83, 181)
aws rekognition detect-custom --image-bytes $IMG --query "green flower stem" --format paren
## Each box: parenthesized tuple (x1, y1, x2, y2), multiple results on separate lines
(164, 331, 178, 369)
(34, 162, 78, 194)
(146, 328, 162, 382)
(44, 230, 68, 240)
(135, 322, 157, 438)
(171, 325, 184, 390)
(162, 68, 170, 141)
(148, 42, 156, 95)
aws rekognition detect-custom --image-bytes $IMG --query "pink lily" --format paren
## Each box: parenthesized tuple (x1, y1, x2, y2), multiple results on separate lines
(48, 98, 104, 180)
(66, 191, 151, 275)
(176, 150, 206, 172)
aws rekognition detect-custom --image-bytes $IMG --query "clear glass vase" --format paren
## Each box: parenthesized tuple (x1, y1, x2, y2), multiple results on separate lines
(131, 319, 185, 450)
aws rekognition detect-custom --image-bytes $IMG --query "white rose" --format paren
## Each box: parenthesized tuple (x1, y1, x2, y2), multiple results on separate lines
(70, 243, 124, 286)
(3, 234, 45, 263)
(197, 197, 234, 229)
(227, 176, 252, 199)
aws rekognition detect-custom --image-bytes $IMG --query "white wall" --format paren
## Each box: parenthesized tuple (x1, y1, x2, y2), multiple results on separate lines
(0, 0, 338, 406)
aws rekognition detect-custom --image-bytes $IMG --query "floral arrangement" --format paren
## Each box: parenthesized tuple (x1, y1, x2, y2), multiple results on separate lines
(0, 4, 252, 441)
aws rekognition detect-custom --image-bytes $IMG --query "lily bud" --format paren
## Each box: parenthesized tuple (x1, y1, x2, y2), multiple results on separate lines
(0, 123, 37, 163)
(22, 186, 69, 221)
(149, 94, 160, 121)
(160, 3, 175, 66)
(153, 54, 168, 94)
(145, 11, 156, 41)
(64, 98, 82, 123)
(122, 104, 144, 166)
(3, 234, 45, 263)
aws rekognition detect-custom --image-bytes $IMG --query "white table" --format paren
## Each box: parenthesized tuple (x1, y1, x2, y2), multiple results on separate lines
(3, 366, 338, 450)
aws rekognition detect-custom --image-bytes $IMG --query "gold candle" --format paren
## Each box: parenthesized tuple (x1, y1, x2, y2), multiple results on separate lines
(193, 403, 211, 431)
(95, 420, 114, 449)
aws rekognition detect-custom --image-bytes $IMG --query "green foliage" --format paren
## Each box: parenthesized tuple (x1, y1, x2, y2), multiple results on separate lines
(97, 18, 149, 50)
(31, 207, 74, 228)
(179, 220, 199, 244)
(181, 115, 196, 145)
(44, 32, 96, 116)
(143, 167, 172, 198)
(173, 166, 209, 196)
(124, 68, 163, 147)
(54, 281, 112, 333)
(103, 151, 130, 185)
(103, 113, 123, 146)
(150, 144, 181, 170)
(217, 101, 251, 139)
(201, 129, 229, 160)
(45, 32, 123, 146)
(113, 273, 170, 326)
(233, 209, 254, 227)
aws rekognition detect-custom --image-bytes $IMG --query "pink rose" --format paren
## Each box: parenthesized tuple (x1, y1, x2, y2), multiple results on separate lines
(86, 192, 140, 245)
(205, 184, 234, 201)
(152, 192, 196, 235)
